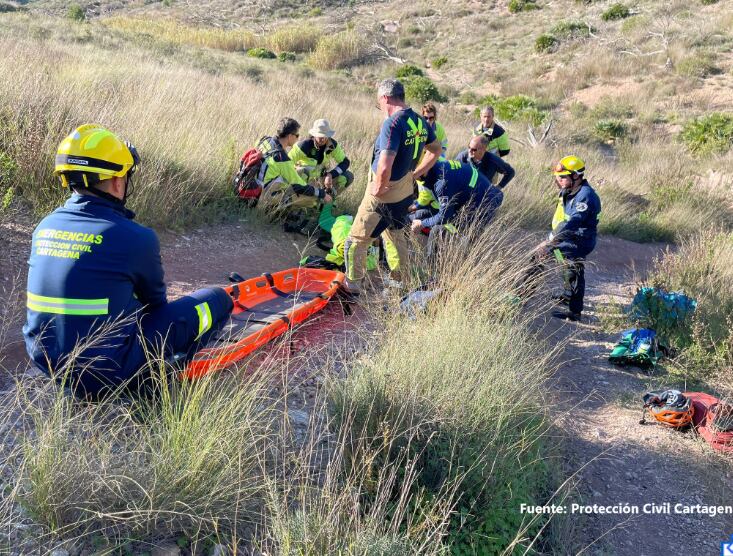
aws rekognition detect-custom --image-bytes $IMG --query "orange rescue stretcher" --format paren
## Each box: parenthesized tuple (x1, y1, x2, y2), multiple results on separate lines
(182, 268, 344, 379)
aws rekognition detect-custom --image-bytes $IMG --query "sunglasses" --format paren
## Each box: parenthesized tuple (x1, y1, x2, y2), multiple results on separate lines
(424, 115, 436, 121)
(292, 132, 300, 138)
(468, 147, 479, 153)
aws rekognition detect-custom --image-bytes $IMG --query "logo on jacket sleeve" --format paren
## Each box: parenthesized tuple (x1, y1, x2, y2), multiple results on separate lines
(576, 202, 588, 212)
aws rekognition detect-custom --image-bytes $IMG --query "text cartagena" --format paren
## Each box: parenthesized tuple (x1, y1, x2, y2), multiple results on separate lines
(520, 503, 733, 517)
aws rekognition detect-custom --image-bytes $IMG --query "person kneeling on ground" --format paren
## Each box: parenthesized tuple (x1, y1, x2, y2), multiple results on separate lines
(516, 155, 601, 322)
(456, 135, 515, 188)
(257, 117, 332, 232)
(23, 124, 234, 399)
(410, 158, 504, 233)
(289, 119, 354, 196)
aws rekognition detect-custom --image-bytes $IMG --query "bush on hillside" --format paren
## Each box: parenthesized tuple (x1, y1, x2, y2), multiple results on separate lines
(247, 47, 276, 59)
(477, 94, 548, 125)
(277, 51, 296, 63)
(395, 63, 424, 79)
(701, 0, 719, 4)
(404, 76, 446, 104)
(601, 3, 631, 21)
(535, 33, 558, 52)
(431, 56, 448, 69)
(676, 52, 720, 78)
(680, 113, 733, 155)
(508, 0, 540, 13)
(551, 20, 594, 38)
(67, 3, 85, 21)
(594, 119, 627, 142)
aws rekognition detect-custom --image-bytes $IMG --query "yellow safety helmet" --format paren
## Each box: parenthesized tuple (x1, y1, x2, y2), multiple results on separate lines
(54, 124, 139, 188)
(552, 155, 585, 176)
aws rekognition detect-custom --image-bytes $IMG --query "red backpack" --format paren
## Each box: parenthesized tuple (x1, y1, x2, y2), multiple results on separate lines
(233, 147, 264, 201)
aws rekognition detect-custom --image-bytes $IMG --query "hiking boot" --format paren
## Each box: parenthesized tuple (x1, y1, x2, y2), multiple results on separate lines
(552, 310, 581, 322)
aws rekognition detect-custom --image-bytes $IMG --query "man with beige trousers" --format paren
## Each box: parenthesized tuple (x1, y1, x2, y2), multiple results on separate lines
(344, 79, 442, 292)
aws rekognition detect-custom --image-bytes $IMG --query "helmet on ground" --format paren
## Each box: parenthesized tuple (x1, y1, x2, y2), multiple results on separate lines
(643, 390, 694, 428)
(552, 155, 585, 177)
(54, 124, 139, 188)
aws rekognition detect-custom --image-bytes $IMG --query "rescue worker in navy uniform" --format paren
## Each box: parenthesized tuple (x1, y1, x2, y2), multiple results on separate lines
(455, 135, 515, 188)
(409, 159, 504, 231)
(343, 78, 442, 291)
(519, 155, 601, 321)
(23, 124, 233, 398)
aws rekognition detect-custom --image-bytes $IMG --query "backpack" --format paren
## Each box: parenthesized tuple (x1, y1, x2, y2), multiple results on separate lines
(609, 328, 661, 368)
(233, 147, 264, 201)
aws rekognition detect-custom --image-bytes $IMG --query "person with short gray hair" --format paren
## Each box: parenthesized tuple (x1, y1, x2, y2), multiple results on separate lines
(343, 79, 442, 293)
(473, 105, 511, 157)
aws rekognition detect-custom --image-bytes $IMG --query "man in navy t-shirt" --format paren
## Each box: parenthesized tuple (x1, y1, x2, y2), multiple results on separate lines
(344, 79, 442, 291)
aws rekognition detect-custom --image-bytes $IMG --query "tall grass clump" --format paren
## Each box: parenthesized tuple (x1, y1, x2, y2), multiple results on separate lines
(3, 362, 276, 550)
(266, 25, 323, 53)
(308, 31, 371, 70)
(322, 222, 558, 553)
(508, 0, 540, 12)
(102, 17, 258, 52)
(647, 231, 733, 388)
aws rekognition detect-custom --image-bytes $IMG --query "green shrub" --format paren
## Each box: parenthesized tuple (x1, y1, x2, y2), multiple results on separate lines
(551, 20, 593, 38)
(508, 0, 540, 12)
(431, 56, 448, 69)
(161, 0, 172, 6)
(397, 37, 414, 48)
(601, 3, 631, 21)
(307, 6, 322, 15)
(535, 33, 558, 52)
(594, 119, 627, 141)
(67, 3, 85, 21)
(676, 52, 720, 78)
(395, 63, 424, 79)
(680, 113, 733, 154)
(701, 0, 719, 4)
(246, 47, 276, 59)
(404, 76, 446, 103)
(277, 51, 296, 62)
(477, 94, 548, 125)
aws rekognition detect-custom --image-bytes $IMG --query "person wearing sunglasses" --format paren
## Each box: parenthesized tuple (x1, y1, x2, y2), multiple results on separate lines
(23, 124, 234, 398)
(455, 134, 515, 190)
(256, 117, 332, 232)
(421, 102, 448, 158)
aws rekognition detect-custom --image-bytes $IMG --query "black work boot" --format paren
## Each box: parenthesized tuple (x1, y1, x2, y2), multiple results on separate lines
(552, 310, 581, 322)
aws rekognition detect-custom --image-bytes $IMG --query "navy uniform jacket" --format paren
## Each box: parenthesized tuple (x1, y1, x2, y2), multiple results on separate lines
(455, 149, 515, 189)
(420, 160, 503, 228)
(23, 194, 166, 377)
(550, 181, 601, 255)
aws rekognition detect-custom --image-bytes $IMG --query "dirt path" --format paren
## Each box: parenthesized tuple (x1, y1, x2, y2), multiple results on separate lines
(544, 237, 733, 554)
